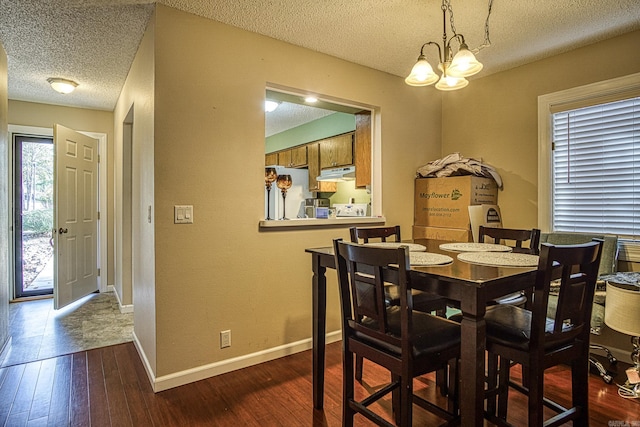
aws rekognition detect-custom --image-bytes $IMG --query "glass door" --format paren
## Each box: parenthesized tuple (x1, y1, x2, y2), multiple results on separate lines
(14, 135, 54, 298)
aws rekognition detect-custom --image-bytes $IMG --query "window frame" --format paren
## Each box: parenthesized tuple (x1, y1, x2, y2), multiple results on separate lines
(537, 72, 640, 233)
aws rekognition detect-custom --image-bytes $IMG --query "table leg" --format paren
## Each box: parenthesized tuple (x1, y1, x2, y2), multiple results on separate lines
(459, 305, 486, 427)
(312, 254, 327, 409)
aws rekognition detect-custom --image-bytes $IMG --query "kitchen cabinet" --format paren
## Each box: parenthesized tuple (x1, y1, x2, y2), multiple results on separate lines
(308, 142, 337, 192)
(320, 133, 353, 169)
(265, 152, 278, 166)
(278, 145, 307, 168)
(354, 111, 371, 188)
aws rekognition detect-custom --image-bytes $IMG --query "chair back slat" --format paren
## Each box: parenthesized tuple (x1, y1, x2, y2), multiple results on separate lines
(530, 240, 603, 348)
(479, 226, 541, 255)
(350, 226, 401, 244)
(348, 265, 387, 329)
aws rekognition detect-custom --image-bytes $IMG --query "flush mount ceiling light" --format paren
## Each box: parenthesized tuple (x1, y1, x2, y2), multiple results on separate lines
(304, 96, 318, 103)
(47, 77, 78, 94)
(265, 100, 280, 112)
(405, 0, 493, 91)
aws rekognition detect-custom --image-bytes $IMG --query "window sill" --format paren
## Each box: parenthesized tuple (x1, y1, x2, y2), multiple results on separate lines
(259, 216, 386, 230)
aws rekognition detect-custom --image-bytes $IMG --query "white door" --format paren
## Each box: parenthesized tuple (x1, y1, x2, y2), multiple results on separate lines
(54, 125, 99, 309)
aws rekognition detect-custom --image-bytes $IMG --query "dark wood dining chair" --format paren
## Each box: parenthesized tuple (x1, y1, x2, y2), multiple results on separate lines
(349, 226, 450, 315)
(333, 239, 460, 427)
(484, 240, 603, 427)
(350, 225, 402, 244)
(478, 225, 541, 255)
(447, 226, 541, 316)
(349, 226, 450, 383)
(479, 225, 541, 306)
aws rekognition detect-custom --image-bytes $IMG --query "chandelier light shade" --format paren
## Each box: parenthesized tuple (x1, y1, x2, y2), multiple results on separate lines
(448, 43, 483, 77)
(405, 0, 492, 91)
(405, 55, 439, 86)
(435, 74, 469, 91)
(47, 77, 78, 94)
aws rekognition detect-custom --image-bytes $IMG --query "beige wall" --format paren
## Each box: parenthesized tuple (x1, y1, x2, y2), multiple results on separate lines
(7, 100, 115, 288)
(144, 4, 441, 378)
(113, 12, 156, 372)
(441, 30, 640, 359)
(0, 43, 9, 351)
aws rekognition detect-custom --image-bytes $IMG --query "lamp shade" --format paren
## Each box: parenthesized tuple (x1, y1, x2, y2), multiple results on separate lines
(405, 56, 439, 86)
(435, 74, 468, 91)
(605, 281, 640, 336)
(448, 47, 483, 78)
(47, 77, 78, 94)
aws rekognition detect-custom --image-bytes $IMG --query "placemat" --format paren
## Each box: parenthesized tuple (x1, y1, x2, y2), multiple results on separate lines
(364, 242, 427, 252)
(457, 252, 539, 267)
(410, 252, 453, 266)
(439, 242, 512, 253)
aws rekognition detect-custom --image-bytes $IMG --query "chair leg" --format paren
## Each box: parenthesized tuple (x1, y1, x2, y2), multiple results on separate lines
(486, 353, 498, 417)
(343, 350, 355, 427)
(355, 355, 363, 382)
(527, 360, 544, 427)
(572, 353, 590, 425)
(497, 356, 510, 421)
(399, 374, 413, 427)
(447, 358, 459, 415)
(520, 361, 530, 389)
(392, 374, 401, 425)
(436, 367, 448, 396)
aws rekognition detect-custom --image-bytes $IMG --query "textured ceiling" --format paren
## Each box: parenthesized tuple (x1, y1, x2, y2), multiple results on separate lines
(265, 102, 335, 137)
(1, 0, 639, 115)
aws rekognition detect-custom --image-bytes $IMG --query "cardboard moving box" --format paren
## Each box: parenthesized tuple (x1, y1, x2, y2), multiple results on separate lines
(414, 176, 498, 228)
(412, 226, 472, 242)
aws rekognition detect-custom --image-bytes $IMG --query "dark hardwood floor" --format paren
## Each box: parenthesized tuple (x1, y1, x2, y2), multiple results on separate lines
(0, 341, 638, 426)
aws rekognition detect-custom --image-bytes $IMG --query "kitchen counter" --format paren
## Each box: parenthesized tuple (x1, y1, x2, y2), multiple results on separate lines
(258, 216, 385, 230)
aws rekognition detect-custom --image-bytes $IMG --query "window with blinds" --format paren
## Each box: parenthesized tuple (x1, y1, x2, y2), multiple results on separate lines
(551, 97, 640, 237)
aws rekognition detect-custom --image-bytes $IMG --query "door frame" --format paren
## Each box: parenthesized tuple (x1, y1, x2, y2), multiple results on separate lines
(12, 134, 54, 298)
(8, 124, 109, 298)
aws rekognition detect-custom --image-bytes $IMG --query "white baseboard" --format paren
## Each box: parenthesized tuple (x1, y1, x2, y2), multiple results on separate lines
(134, 330, 342, 393)
(132, 331, 157, 390)
(108, 285, 134, 313)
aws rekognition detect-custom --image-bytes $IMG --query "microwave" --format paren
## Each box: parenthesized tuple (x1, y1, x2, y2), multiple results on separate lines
(305, 198, 330, 218)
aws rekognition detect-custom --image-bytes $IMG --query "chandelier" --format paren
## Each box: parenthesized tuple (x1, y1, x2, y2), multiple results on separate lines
(405, 0, 493, 91)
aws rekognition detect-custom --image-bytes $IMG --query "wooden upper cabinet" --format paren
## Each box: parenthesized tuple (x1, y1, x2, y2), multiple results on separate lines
(354, 111, 372, 188)
(277, 145, 307, 168)
(320, 133, 353, 169)
(277, 150, 291, 167)
(307, 142, 337, 192)
(265, 152, 278, 166)
(290, 145, 307, 167)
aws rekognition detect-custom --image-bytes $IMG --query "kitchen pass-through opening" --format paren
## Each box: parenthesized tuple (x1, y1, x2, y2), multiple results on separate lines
(264, 87, 377, 222)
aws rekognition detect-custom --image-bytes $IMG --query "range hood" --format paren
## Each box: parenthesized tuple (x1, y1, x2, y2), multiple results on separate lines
(316, 166, 356, 182)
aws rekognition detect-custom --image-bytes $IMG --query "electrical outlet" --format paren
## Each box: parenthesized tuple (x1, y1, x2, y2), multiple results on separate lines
(220, 330, 231, 348)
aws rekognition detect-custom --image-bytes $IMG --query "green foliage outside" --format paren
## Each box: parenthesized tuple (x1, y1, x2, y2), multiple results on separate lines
(21, 141, 54, 236)
(22, 209, 53, 235)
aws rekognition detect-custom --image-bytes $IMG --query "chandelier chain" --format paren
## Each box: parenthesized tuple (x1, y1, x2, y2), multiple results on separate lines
(443, 0, 493, 54)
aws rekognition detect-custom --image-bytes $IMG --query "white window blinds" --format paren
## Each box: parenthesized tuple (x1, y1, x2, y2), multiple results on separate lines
(552, 97, 640, 237)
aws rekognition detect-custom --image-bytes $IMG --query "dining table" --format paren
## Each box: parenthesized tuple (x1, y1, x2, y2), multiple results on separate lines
(306, 238, 539, 427)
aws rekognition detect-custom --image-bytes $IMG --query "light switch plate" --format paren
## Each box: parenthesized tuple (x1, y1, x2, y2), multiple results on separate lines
(174, 205, 194, 224)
